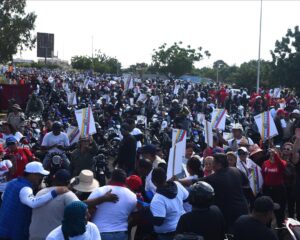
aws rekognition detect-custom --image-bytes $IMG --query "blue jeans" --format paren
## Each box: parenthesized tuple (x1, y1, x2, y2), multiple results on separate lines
(101, 231, 128, 240)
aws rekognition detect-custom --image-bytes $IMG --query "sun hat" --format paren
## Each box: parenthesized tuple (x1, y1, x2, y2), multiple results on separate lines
(71, 170, 99, 193)
(12, 104, 22, 111)
(249, 144, 263, 157)
(24, 161, 49, 175)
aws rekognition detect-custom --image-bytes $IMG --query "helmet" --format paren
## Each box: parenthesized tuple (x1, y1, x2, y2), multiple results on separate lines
(52, 121, 62, 131)
(188, 181, 214, 207)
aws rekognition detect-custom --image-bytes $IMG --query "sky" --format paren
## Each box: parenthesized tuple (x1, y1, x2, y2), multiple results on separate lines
(17, 0, 300, 68)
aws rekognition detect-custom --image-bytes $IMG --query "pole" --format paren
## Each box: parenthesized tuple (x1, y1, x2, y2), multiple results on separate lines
(256, 0, 263, 93)
(217, 68, 219, 84)
(91, 36, 94, 71)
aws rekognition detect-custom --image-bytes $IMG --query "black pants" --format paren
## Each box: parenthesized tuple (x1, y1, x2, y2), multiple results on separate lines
(263, 185, 286, 227)
(286, 186, 296, 218)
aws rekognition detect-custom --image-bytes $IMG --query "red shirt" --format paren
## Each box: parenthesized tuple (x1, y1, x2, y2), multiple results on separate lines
(262, 153, 286, 186)
(5, 148, 33, 178)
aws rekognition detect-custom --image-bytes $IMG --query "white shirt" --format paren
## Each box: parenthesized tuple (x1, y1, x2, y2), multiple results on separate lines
(2, 132, 24, 142)
(18, 186, 54, 208)
(88, 185, 137, 233)
(0, 160, 12, 192)
(46, 222, 101, 240)
(130, 128, 142, 149)
(145, 170, 156, 194)
(150, 182, 189, 233)
(42, 132, 70, 154)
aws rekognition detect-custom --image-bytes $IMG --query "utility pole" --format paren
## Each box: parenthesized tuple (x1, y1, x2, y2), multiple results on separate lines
(256, 0, 263, 93)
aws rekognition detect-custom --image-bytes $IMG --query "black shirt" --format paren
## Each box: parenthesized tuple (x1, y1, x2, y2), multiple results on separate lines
(176, 205, 225, 240)
(234, 215, 278, 240)
(116, 134, 137, 171)
(203, 167, 249, 231)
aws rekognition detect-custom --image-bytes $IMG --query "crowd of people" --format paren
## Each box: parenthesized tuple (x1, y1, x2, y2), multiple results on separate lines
(0, 67, 300, 240)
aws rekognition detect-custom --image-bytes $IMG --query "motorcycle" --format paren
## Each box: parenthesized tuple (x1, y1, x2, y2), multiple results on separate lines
(93, 153, 111, 186)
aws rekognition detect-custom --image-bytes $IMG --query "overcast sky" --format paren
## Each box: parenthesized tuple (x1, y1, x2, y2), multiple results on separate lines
(18, 0, 300, 68)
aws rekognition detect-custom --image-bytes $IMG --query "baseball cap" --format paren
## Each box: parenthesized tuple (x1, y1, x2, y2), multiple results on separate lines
(140, 144, 157, 155)
(238, 147, 248, 154)
(293, 109, 300, 115)
(24, 161, 49, 175)
(53, 169, 71, 183)
(6, 137, 17, 144)
(254, 196, 280, 213)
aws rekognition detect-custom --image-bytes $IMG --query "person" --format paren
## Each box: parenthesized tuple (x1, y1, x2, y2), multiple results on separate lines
(140, 144, 166, 168)
(7, 104, 25, 132)
(70, 169, 100, 201)
(46, 201, 101, 240)
(150, 167, 189, 240)
(0, 161, 69, 240)
(137, 159, 156, 200)
(88, 169, 137, 240)
(176, 181, 225, 240)
(236, 147, 263, 197)
(115, 123, 137, 174)
(202, 153, 249, 233)
(249, 144, 265, 167)
(0, 122, 23, 142)
(262, 148, 286, 227)
(70, 136, 98, 177)
(41, 121, 70, 169)
(218, 123, 254, 152)
(25, 93, 44, 117)
(5, 136, 35, 178)
(226, 151, 237, 167)
(203, 156, 214, 177)
(273, 109, 286, 146)
(233, 196, 279, 240)
(0, 144, 13, 201)
(127, 118, 143, 149)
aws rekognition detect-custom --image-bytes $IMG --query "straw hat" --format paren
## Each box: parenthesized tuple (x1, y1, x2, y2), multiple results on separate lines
(71, 170, 99, 193)
(249, 144, 263, 157)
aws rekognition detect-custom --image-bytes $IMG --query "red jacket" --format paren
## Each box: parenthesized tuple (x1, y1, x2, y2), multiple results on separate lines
(262, 153, 286, 186)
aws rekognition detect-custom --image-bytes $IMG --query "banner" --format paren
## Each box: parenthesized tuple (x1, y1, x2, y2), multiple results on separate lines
(124, 76, 134, 90)
(204, 120, 213, 148)
(211, 109, 227, 130)
(67, 126, 80, 145)
(167, 129, 187, 180)
(254, 111, 278, 142)
(75, 106, 96, 138)
(67, 92, 77, 106)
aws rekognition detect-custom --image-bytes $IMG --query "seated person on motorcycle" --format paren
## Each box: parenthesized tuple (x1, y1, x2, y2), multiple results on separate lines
(41, 122, 70, 170)
(25, 93, 44, 117)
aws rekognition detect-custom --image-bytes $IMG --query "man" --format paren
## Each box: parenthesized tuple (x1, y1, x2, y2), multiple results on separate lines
(127, 118, 143, 149)
(29, 169, 118, 240)
(137, 159, 156, 200)
(115, 123, 137, 174)
(70, 136, 98, 177)
(7, 104, 25, 132)
(0, 162, 68, 240)
(88, 169, 137, 240)
(5, 136, 35, 178)
(234, 196, 279, 240)
(236, 147, 263, 197)
(150, 167, 189, 240)
(202, 153, 249, 233)
(176, 181, 225, 240)
(41, 121, 70, 169)
(218, 123, 254, 152)
(140, 144, 166, 168)
(25, 93, 44, 117)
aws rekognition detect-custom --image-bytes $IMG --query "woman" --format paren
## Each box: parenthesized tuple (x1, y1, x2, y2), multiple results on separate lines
(227, 152, 237, 167)
(262, 148, 287, 227)
(203, 156, 214, 177)
(282, 142, 296, 218)
(46, 201, 101, 240)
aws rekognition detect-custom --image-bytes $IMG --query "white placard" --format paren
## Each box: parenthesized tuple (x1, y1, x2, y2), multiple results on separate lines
(67, 126, 80, 145)
(67, 92, 77, 106)
(204, 120, 213, 148)
(211, 109, 227, 130)
(254, 111, 278, 142)
(75, 106, 96, 138)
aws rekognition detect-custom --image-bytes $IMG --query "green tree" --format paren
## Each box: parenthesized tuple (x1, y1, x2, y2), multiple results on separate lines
(0, 0, 37, 63)
(152, 41, 210, 78)
(71, 56, 92, 70)
(270, 25, 300, 90)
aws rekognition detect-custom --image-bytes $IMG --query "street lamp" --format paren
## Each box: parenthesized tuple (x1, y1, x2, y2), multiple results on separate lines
(217, 63, 223, 84)
(256, 0, 263, 93)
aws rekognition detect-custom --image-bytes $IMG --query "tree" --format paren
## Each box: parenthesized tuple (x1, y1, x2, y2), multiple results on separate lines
(271, 25, 300, 90)
(0, 0, 37, 63)
(152, 41, 210, 78)
(71, 56, 92, 70)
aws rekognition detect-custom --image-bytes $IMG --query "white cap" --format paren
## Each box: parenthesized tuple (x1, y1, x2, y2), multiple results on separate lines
(24, 162, 49, 175)
(293, 109, 300, 114)
(238, 147, 249, 153)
